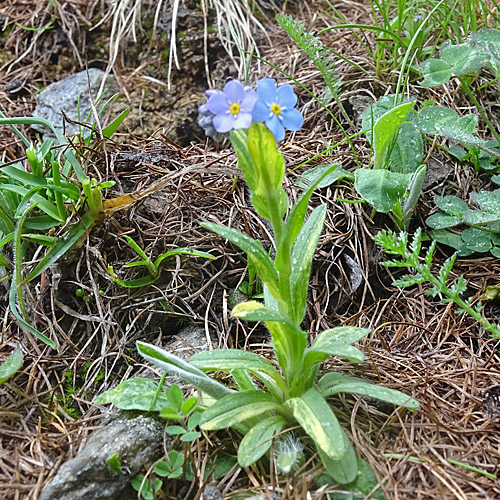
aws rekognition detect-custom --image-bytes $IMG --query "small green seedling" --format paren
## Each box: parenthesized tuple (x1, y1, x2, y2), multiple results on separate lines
(107, 235, 214, 288)
(106, 454, 122, 475)
(0, 347, 23, 384)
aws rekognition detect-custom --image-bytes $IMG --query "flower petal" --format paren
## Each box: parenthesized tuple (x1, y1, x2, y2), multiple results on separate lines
(233, 112, 253, 129)
(224, 80, 245, 103)
(252, 99, 272, 122)
(213, 113, 235, 133)
(265, 114, 285, 141)
(257, 78, 278, 103)
(276, 84, 297, 108)
(281, 108, 304, 131)
(240, 90, 258, 112)
(207, 94, 229, 115)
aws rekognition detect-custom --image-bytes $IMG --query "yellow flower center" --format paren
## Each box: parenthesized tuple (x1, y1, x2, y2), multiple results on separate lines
(271, 103, 281, 115)
(230, 103, 241, 115)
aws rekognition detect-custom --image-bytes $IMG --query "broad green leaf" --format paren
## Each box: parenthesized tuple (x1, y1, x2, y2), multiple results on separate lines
(426, 213, 462, 229)
(355, 169, 411, 213)
(373, 102, 416, 170)
(286, 388, 344, 460)
(289, 205, 326, 324)
(419, 58, 452, 87)
(200, 390, 283, 430)
(471, 191, 500, 215)
(191, 349, 284, 389)
(462, 210, 500, 225)
(462, 227, 492, 253)
(440, 40, 488, 75)
(237, 415, 287, 467)
(305, 344, 365, 366)
(231, 369, 256, 391)
(0, 347, 23, 384)
(93, 377, 170, 411)
(201, 222, 281, 301)
(388, 123, 423, 174)
(318, 429, 358, 484)
(295, 164, 353, 189)
(429, 229, 473, 256)
(166, 384, 184, 412)
(434, 195, 469, 216)
(318, 372, 419, 410)
(136, 341, 233, 401)
(415, 107, 483, 145)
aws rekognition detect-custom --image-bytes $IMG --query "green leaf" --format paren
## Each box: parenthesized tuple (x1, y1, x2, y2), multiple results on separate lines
(153, 247, 214, 269)
(295, 164, 353, 189)
(93, 377, 170, 411)
(180, 431, 201, 441)
(136, 341, 233, 401)
(166, 384, 184, 413)
(426, 213, 462, 229)
(462, 227, 492, 253)
(201, 222, 281, 301)
(318, 430, 358, 484)
(471, 191, 500, 215)
(440, 40, 488, 75)
(419, 58, 452, 87)
(429, 229, 473, 256)
(200, 390, 283, 430)
(355, 169, 411, 213)
(286, 388, 344, 460)
(190, 349, 284, 390)
(160, 407, 181, 419)
(102, 109, 130, 138)
(237, 415, 287, 467)
(106, 454, 122, 475)
(165, 425, 186, 435)
(181, 397, 198, 416)
(0, 347, 23, 384)
(434, 195, 469, 216)
(318, 372, 419, 410)
(415, 107, 483, 145)
(373, 102, 416, 170)
(290, 205, 326, 324)
(462, 210, 500, 225)
(230, 128, 257, 192)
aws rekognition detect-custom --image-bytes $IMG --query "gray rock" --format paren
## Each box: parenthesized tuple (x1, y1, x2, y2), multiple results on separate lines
(32, 68, 118, 138)
(39, 413, 164, 500)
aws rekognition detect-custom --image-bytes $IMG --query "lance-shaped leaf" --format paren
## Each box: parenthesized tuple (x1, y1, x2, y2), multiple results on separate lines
(317, 429, 358, 484)
(200, 390, 283, 430)
(318, 372, 419, 410)
(136, 341, 233, 401)
(285, 388, 344, 460)
(190, 349, 285, 391)
(237, 415, 287, 467)
(289, 205, 326, 325)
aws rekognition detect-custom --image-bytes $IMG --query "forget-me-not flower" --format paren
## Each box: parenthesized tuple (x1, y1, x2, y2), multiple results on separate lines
(252, 78, 303, 141)
(207, 80, 258, 133)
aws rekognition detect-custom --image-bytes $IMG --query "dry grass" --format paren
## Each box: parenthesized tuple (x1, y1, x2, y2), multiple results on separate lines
(2, 0, 500, 499)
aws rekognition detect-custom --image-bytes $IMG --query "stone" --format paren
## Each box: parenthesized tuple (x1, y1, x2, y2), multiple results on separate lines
(32, 68, 118, 138)
(39, 413, 164, 500)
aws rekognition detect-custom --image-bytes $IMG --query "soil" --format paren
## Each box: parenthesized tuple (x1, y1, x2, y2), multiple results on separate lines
(2, 1, 500, 499)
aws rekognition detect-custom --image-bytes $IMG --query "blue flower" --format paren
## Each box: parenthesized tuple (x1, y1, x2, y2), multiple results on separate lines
(252, 79, 303, 141)
(198, 89, 227, 141)
(206, 80, 258, 133)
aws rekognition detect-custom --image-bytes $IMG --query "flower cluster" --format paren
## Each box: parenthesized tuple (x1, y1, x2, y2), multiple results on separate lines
(198, 78, 303, 142)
